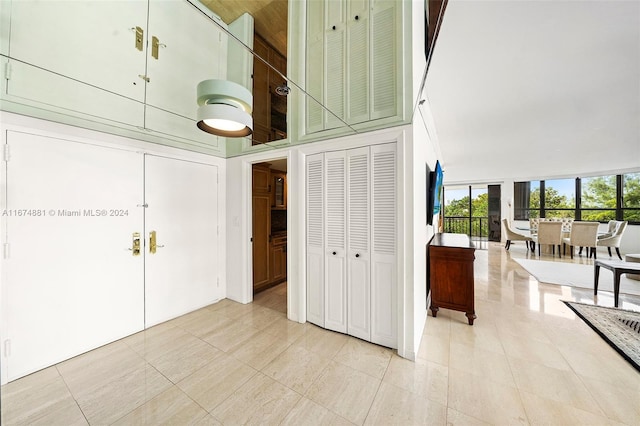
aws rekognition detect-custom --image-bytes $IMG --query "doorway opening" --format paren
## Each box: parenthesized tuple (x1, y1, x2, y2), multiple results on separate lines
(251, 157, 288, 314)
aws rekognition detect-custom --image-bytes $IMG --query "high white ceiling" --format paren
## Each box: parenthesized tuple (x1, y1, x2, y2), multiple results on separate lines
(425, 0, 640, 184)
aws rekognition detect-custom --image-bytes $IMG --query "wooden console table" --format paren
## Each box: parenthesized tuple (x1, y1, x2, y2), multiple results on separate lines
(429, 233, 476, 325)
(593, 259, 640, 307)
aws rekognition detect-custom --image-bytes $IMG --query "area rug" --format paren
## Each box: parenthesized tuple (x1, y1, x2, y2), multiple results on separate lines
(514, 259, 640, 296)
(563, 301, 640, 372)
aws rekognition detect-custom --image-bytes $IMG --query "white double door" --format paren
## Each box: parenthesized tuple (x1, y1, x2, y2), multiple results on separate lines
(306, 143, 396, 348)
(2, 130, 220, 382)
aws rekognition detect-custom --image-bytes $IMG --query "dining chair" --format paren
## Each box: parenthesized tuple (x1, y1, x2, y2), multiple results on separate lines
(529, 218, 541, 235)
(502, 218, 533, 251)
(597, 220, 628, 260)
(562, 221, 599, 259)
(533, 221, 563, 257)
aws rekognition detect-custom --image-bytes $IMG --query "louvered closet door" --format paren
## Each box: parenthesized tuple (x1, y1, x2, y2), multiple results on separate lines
(306, 0, 326, 134)
(346, 0, 370, 124)
(346, 147, 371, 341)
(325, 0, 346, 130)
(307, 153, 325, 327)
(324, 151, 347, 333)
(370, 0, 398, 120)
(370, 144, 397, 347)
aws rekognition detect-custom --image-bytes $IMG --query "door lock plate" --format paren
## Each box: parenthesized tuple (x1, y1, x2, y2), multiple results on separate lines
(131, 232, 141, 256)
(149, 230, 157, 254)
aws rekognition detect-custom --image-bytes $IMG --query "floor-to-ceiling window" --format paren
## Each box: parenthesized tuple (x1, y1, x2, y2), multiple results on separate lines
(514, 173, 640, 224)
(442, 185, 489, 239)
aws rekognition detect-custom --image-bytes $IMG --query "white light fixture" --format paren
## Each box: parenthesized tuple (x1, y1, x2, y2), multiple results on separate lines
(196, 79, 253, 137)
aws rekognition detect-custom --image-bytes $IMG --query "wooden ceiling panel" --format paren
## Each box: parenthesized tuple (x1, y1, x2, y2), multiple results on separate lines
(202, 0, 287, 56)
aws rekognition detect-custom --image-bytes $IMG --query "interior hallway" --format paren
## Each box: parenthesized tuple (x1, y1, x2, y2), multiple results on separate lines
(2, 242, 639, 425)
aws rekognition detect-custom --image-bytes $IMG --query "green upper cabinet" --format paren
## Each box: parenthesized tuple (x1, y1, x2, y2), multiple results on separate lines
(144, 0, 227, 150)
(0, 0, 231, 156)
(3, 0, 148, 127)
(6, 0, 148, 103)
(296, 0, 405, 142)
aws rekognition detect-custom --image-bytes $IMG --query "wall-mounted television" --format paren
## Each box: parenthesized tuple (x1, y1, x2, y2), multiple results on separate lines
(427, 160, 443, 225)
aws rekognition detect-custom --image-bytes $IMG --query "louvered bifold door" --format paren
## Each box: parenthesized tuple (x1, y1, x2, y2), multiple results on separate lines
(307, 153, 325, 327)
(370, 143, 397, 348)
(370, 0, 398, 120)
(346, 0, 370, 124)
(324, 151, 348, 333)
(346, 147, 371, 341)
(324, 0, 346, 130)
(306, 0, 325, 134)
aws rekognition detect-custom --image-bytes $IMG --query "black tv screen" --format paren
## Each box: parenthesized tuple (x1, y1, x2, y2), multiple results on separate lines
(427, 160, 443, 225)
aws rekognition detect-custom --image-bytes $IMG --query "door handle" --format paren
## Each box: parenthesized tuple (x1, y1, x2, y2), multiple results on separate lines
(131, 26, 144, 51)
(151, 36, 166, 60)
(149, 230, 165, 254)
(128, 232, 141, 256)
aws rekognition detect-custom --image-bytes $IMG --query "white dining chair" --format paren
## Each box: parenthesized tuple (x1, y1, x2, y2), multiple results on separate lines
(562, 221, 599, 259)
(532, 221, 563, 257)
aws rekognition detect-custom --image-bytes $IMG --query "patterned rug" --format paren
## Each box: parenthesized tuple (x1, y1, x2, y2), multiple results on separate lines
(563, 301, 640, 372)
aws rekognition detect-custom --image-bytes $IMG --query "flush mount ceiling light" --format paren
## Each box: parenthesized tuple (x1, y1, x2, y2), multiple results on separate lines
(196, 79, 253, 137)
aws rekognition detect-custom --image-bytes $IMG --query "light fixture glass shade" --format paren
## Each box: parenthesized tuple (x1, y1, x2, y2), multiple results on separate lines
(197, 103, 253, 137)
(196, 79, 253, 137)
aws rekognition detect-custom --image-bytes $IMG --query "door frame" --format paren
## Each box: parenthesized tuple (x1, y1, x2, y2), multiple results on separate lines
(245, 154, 292, 310)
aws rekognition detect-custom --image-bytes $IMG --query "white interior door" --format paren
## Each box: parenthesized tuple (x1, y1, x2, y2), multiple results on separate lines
(325, 151, 347, 333)
(3, 131, 144, 382)
(346, 147, 371, 341)
(370, 144, 397, 348)
(144, 155, 220, 327)
(306, 153, 325, 327)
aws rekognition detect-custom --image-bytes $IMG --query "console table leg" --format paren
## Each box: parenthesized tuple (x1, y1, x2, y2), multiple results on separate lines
(466, 311, 477, 325)
(594, 265, 600, 295)
(430, 305, 439, 318)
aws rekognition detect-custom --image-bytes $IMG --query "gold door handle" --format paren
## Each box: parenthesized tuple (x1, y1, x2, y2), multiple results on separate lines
(128, 232, 141, 256)
(151, 36, 166, 60)
(131, 26, 144, 51)
(149, 230, 164, 254)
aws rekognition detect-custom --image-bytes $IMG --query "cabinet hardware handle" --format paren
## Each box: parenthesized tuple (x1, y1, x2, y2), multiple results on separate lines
(332, 251, 337, 255)
(355, 15, 359, 20)
(332, 25, 336, 30)
(355, 253, 360, 258)
(138, 74, 150, 83)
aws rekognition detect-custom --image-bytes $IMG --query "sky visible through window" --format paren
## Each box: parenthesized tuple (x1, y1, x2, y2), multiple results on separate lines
(546, 179, 575, 199)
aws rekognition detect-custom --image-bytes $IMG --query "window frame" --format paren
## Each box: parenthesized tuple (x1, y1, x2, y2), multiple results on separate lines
(513, 173, 640, 225)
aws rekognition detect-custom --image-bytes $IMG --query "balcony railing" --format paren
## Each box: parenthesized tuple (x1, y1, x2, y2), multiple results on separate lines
(443, 216, 489, 239)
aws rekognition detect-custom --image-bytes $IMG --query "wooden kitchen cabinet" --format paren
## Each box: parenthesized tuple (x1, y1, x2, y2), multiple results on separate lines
(270, 234, 287, 284)
(252, 33, 287, 145)
(428, 233, 476, 325)
(253, 164, 271, 291)
(271, 171, 287, 209)
(253, 163, 287, 293)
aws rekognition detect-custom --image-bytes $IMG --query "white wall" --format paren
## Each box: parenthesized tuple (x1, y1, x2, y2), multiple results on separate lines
(406, 0, 441, 359)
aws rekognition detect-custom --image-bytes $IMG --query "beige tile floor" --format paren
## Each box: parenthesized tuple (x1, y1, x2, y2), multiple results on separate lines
(2, 241, 640, 425)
